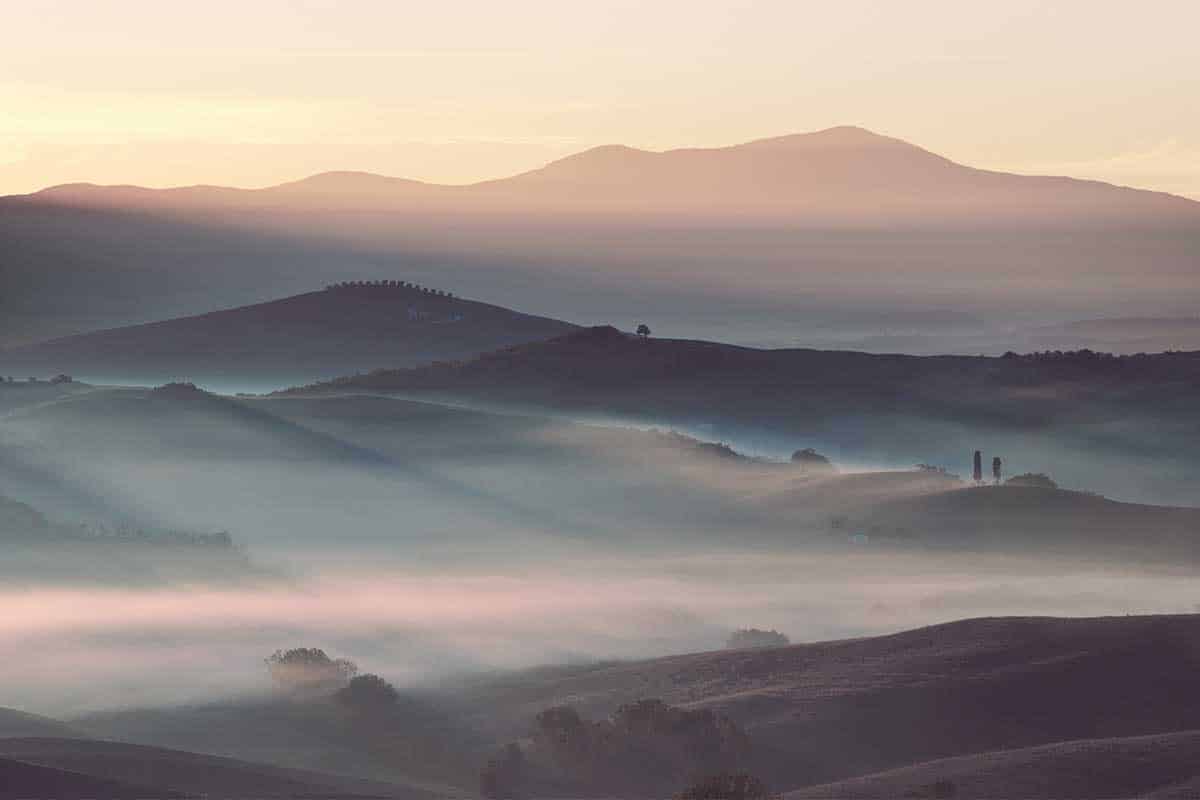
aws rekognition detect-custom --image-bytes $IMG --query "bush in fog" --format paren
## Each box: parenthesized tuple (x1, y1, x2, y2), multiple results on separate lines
(483, 699, 750, 798)
(726, 628, 790, 650)
(265, 647, 358, 691)
(1005, 473, 1058, 489)
(790, 448, 835, 473)
(336, 673, 399, 709)
(675, 772, 773, 800)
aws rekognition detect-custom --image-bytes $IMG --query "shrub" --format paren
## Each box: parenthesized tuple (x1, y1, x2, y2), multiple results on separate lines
(675, 772, 772, 800)
(265, 647, 357, 691)
(336, 673, 399, 709)
(1005, 472, 1058, 489)
(726, 628, 790, 650)
(790, 448, 835, 473)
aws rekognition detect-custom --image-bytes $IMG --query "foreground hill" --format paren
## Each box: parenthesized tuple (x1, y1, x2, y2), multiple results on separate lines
(283, 326, 1200, 505)
(0, 738, 447, 799)
(2, 127, 1197, 351)
(0, 756, 180, 800)
(452, 614, 1200, 792)
(0, 708, 83, 739)
(786, 731, 1200, 800)
(0, 284, 575, 388)
(76, 614, 1200, 797)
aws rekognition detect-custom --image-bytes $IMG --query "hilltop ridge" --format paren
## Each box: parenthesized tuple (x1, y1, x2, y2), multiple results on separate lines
(0, 283, 576, 388)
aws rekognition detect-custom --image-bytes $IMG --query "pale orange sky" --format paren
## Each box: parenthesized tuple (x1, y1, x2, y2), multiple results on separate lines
(3, 0, 1198, 198)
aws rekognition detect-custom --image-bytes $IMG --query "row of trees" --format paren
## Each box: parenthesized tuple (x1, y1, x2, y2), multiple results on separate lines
(482, 699, 752, 798)
(972, 450, 1003, 485)
(325, 279, 455, 298)
(1, 374, 72, 384)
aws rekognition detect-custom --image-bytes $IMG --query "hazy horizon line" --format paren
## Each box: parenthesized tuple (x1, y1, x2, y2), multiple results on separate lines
(11, 124, 1198, 205)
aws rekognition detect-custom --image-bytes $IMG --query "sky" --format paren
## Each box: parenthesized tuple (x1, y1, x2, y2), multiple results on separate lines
(2, 0, 1198, 197)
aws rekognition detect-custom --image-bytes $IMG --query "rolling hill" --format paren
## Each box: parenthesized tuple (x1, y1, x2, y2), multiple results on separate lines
(0, 738, 449, 799)
(74, 614, 1200, 798)
(0, 284, 575, 389)
(0, 756, 181, 800)
(281, 325, 1200, 506)
(2, 127, 1197, 352)
(785, 731, 1200, 800)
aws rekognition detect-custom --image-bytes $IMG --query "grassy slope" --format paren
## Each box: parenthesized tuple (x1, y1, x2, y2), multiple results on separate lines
(435, 614, 1200, 791)
(785, 730, 1200, 799)
(0, 756, 182, 799)
(0, 737, 451, 799)
(2, 286, 576, 384)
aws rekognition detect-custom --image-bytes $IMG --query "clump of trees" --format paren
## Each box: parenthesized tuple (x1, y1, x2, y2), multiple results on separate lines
(791, 448, 835, 473)
(265, 647, 358, 692)
(675, 773, 773, 800)
(326, 279, 454, 298)
(726, 628, 790, 650)
(152, 381, 202, 396)
(481, 699, 750, 799)
(636, 323, 652, 339)
(1005, 472, 1058, 489)
(336, 673, 399, 710)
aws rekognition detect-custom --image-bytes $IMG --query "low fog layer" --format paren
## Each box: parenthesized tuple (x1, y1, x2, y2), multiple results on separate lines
(2, 384, 1200, 720)
(3, 552, 1198, 716)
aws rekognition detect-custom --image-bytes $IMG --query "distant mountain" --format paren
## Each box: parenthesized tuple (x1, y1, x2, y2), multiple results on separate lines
(0, 283, 575, 388)
(2, 126, 1197, 351)
(24, 127, 1200, 221)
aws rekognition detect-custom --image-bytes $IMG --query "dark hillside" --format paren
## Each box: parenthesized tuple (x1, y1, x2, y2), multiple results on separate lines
(284, 327, 1200, 504)
(1, 284, 575, 387)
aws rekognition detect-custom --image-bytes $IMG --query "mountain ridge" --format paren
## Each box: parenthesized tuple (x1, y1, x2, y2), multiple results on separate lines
(14, 126, 1199, 219)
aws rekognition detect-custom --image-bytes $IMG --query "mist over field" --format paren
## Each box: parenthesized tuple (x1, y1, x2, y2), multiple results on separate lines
(3, 5, 1200, 793)
(5, 553, 1199, 717)
(4, 382, 1200, 726)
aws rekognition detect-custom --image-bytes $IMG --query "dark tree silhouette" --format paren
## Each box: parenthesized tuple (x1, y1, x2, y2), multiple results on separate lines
(1006, 472, 1058, 489)
(992, 456, 1002, 485)
(675, 773, 772, 800)
(726, 628, 790, 649)
(335, 673, 399, 709)
(636, 323, 652, 339)
(973, 450, 983, 483)
(264, 647, 357, 691)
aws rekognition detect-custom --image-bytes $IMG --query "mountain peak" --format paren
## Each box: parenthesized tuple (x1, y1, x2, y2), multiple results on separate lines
(737, 125, 925, 152)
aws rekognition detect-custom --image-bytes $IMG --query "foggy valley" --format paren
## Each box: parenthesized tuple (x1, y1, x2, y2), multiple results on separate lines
(4, 4, 1200, 796)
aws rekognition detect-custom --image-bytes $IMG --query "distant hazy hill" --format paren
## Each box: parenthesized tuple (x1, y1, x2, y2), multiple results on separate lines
(1028, 316, 1200, 354)
(25, 127, 1200, 221)
(280, 325, 1200, 505)
(0, 284, 575, 388)
(2, 126, 1197, 350)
